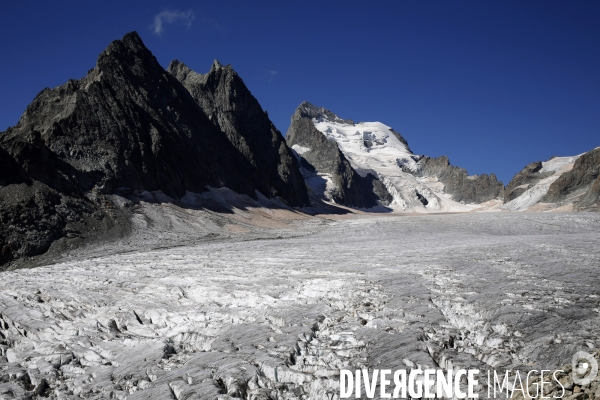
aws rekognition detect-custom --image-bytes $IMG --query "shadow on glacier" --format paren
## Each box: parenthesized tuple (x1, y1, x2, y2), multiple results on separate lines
(114, 186, 355, 216)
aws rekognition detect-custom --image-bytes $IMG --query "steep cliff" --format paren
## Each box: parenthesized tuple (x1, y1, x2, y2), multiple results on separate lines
(544, 148, 600, 209)
(501, 149, 600, 211)
(167, 60, 309, 207)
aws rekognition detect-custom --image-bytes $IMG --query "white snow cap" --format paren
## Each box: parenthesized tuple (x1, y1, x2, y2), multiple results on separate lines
(307, 104, 480, 212)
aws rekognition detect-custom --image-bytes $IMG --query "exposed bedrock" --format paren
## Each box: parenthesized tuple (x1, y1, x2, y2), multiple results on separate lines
(503, 161, 554, 203)
(544, 148, 600, 209)
(415, 156, 503, 204)
(167, 60, 309, 207)
(0, 32, 310, 267)
(285, 103, 391, 208)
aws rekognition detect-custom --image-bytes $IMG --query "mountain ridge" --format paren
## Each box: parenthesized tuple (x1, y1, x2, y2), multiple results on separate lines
(286, 101, 503, 211)
(0, 31, 310, 268)
(1, 32, 599, 268)
(167, 60, 309, 207)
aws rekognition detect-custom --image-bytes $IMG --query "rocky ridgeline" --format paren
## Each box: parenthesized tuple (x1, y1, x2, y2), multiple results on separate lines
(503, 161, 554, 203)
(0, 32, 309, 268)
(414, 156, 503, 204)
(167, 60, 308, 207)
(287, 102, 503, 209)
(503, 148, 600, 211)
(545, 148, 600, 211)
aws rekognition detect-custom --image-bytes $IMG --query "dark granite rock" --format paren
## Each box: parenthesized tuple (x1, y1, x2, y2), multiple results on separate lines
(503, 161, 554, 203)
(285, 102, 391, 208)
(543, 147, 600, 209)
(4, 32, 264, 199)
(415, 156, 503, 204)
(0, 32, 310, 267)
(0, 123, 120, 267)
(167, 60, 308, 207)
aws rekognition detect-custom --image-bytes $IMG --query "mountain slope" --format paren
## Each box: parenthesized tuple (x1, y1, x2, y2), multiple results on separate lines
(286, 102, 502, 212)
(3, 32, 260, 199)
(544, 147, 600, 210)
(285, 102, 391, 208)
(167, 60, 309, 207)
(414, 156, 502, 204)
(502, 148, 600, 211)
(0, 32, 309, 267)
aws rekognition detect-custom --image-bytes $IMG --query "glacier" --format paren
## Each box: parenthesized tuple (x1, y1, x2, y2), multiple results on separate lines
(1, 207, 599, 399)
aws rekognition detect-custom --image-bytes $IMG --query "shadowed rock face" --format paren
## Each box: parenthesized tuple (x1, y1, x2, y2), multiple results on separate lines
(415, 156, 503, 204)
(544, 148, 600, 210)
(4, 32, 260, 199)
(503, 161, 555, 203)
(285, 102, 391, 208)
(0, 32, 309, 266)
(167, 60, 309, 207)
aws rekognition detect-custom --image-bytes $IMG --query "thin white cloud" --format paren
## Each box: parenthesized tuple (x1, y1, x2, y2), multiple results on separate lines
(152, 9, 195, 36)
(266, 70, 278, 83)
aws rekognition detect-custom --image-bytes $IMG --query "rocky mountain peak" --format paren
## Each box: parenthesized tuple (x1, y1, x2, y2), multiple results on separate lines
(96, 31, 155, 72)
(288, 102, 502, 209)
(167, 59, 194, 80)
(211, 59, 224, 71)
(0, 32, 312, 266)
(168, 59, 309, 207)
(292, 101, 354, 125)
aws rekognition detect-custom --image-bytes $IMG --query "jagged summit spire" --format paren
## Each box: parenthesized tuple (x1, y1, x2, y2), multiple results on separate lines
(168, 59, 186, 70)
(167, 59, 197, 82)
(100, 31, 146, 57)
(293, 102, 354, 125)
(122, 31, 143, 45)
(95, 31, 161, 77)
(211, 59, 223, 70)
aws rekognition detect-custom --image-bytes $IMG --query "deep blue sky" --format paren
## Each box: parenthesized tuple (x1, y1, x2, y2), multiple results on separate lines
(1, 1, 599, 184)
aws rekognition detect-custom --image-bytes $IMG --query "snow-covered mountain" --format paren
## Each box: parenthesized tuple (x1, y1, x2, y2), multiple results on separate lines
(286, 102, 503, 212)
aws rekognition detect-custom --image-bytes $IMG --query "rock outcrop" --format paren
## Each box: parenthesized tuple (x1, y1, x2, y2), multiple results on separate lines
(285, 102, 391, 208)
(577, 175, 600, 211)
(502, 148, 600, 212)
(0, 32, 309, 267)
(544, 147, 600, 210)
(503, 161, 554, 203)
(415, 156, 503, 204)
(167, 60, 309, 207)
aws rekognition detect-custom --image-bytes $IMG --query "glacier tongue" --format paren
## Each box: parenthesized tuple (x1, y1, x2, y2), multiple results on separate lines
(1, 212, 599, 399)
